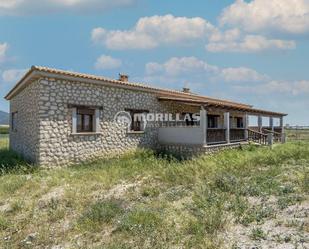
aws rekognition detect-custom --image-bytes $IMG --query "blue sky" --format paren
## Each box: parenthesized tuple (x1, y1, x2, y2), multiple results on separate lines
(0, 0, 308, 125)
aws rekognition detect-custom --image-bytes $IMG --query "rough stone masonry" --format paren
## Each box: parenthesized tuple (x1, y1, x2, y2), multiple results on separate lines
(10, 77, 172, 166)
(8, 68, 285, 166)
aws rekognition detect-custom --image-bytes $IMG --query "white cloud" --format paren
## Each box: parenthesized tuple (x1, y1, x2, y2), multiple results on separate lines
(92, 28, 157, 50)
(0, 0, 135, 15)
(146, 57, 219, 76)
(220, 0, 309, 35)
(94, 55, 122, 70)
(206, 34, 295, 52)
(145, 56, 266, 83)
(0, 43, 8, 63)
(92, 15, 296, 52)
(1, 69, 27, 83)
(91, 15, 216, 50)
(220, 67, 268, 82)
(234, 80, 309, 95)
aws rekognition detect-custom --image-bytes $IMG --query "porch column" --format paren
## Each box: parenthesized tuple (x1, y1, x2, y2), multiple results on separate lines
(269, 117, 274, 132)
(258, 115, 263, 132)
(244, 113, 249, 140)
(224, 112, 230, 143)
(280, 116, 286, 143)
(200, 106, 207, 146)
(280, 116, 284, 133)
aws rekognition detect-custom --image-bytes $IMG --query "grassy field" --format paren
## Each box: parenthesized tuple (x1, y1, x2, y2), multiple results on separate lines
(286, 128, 309, 141)
(0, 137, 308, 249)
(0, 126, 9, 135)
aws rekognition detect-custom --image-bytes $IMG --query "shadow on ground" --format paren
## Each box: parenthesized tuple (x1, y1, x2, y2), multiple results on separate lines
(0, 148, 37, 175)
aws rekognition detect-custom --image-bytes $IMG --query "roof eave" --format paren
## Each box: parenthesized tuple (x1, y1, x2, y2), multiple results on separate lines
(4, 67, 37, 100)
(157, 96, 287, 117)
(4, 66, 287, 118)
(5, 66, 253, 109)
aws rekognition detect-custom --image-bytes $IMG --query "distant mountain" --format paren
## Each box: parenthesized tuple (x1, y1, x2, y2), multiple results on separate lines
(0, 110, 9, 125)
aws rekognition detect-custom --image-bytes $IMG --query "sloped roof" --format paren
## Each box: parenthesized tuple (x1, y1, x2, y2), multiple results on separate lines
(157, 96, 287, 117)
(4, 66, 287, 116)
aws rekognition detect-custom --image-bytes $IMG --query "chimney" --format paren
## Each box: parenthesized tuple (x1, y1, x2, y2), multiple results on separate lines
(119, 73, 129, 82)
(182, 87, 190, 93)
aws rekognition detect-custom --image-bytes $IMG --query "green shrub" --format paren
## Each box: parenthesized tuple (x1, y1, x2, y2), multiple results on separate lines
(0, 215, 9, 231)
(301, 170, 309, 193)
(0, 147, 35, 175)
(141, 187, 160, 198)
(118, 208, 163, 234)
(0, 126, 9, 134)
(277, 195, 304, 209)
(213, 173, 238, 193)
(240, 204, 275, 225)
(250, 227, 266, 241)
(190, 188, 227, 234)
(0, 175, 27, 195)
(78, 199, 124, 231)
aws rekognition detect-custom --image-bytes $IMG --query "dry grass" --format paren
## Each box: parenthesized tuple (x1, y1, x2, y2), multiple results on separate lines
(0, 137, 308, 248)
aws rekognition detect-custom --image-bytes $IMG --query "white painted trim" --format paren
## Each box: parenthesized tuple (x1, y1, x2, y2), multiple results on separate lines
(200, 107, 207, 146)
(244, 113, 249, 140)
(224, 112, 230, 143)
(72, 107, 77, 134)
(95, 109, 100, 132)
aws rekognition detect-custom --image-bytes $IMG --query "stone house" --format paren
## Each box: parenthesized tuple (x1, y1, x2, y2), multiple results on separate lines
(5, 66, 287, 166)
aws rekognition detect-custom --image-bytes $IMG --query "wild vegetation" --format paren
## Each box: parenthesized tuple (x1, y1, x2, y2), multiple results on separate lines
(286, 127, 309, 141)
(0, 136, 308, 248)
(0, 126, 9, 134)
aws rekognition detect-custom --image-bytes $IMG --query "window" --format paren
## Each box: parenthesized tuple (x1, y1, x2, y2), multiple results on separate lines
(126, 109, 148, 132)
(236, 117, 244, 128)
(71, 105, 101, 134)
(77, 108, 94, 133)
(208, 114, 219, 128)
(11, 112, 17, 131)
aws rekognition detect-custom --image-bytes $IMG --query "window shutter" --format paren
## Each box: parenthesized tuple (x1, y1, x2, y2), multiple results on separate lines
(72, 107, 77, 133)
(95, 109, 100, 132)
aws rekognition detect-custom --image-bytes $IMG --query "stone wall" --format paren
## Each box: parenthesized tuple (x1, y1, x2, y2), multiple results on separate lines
(36, 77, 172, 166)
(159, 142, 248, 159)
(9, 76, 250, 166)
(9, 80, 40, 162)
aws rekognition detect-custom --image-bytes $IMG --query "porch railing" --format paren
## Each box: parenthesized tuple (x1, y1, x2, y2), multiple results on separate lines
(207, 129, 226, 144)
(160, 121, 200, 127)
(159, 123, 283, 146)
(262, 128, 282, 143)
(248, 129, 268, 145)
(230, 129, 245, 141)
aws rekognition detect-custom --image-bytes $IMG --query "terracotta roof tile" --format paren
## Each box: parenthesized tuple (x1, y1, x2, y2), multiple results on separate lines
(4, 66, 287, 116)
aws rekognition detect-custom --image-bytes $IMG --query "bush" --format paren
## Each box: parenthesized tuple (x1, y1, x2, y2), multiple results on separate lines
(250, 227, 266, 241)
(118, 208, 163, 234)
(141, 187, 160, 198)
(78, 199, 124, 231)
(190, 188, 227, 235)
(0, 126, 9, 134)
(0, 215, 9, 231)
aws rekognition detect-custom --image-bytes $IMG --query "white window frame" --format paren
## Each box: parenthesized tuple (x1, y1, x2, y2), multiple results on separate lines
(72, 107, 101, 134)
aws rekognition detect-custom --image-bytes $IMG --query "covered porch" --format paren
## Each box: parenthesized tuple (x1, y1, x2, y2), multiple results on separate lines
(157, 96, 287, 147)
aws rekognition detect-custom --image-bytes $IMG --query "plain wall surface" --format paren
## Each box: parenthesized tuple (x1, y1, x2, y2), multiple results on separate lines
(158, 127, 204, 145)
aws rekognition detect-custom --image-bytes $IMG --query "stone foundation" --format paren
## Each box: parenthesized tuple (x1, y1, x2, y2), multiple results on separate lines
(159, 142, 249, 159)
